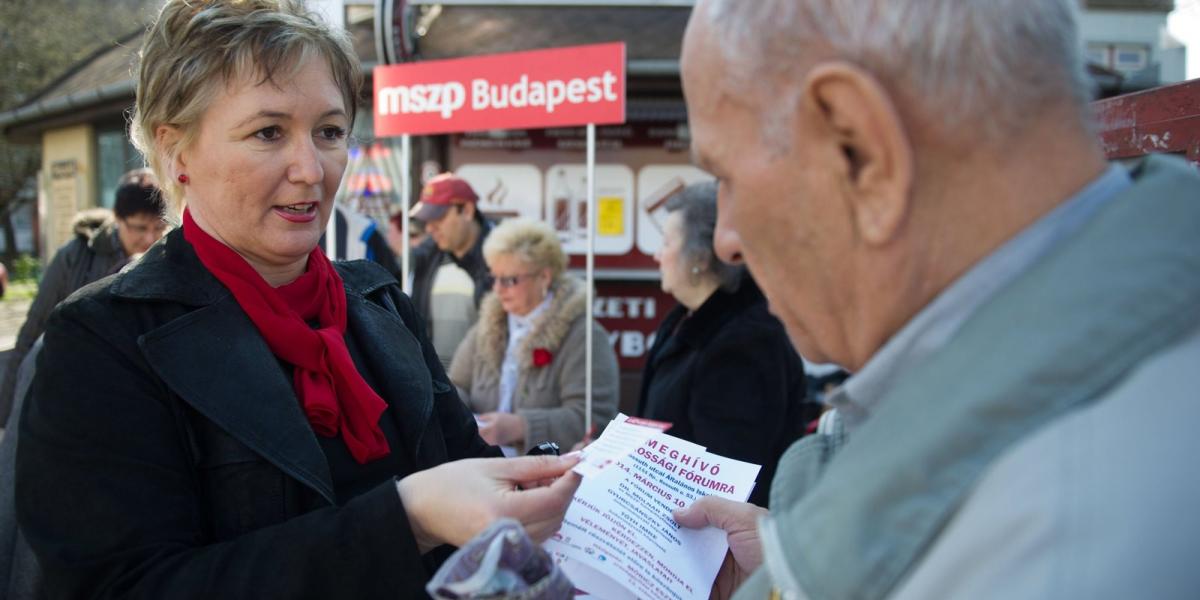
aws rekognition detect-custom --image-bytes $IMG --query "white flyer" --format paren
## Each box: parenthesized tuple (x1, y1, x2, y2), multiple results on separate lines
(546, 417, 761, 600)
(571, 413, 665, 479)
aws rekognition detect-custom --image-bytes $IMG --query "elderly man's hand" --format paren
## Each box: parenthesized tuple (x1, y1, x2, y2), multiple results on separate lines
(674, 496, 768, 600)
(477, 411, 526, 446)
(396, 454, 581, 553)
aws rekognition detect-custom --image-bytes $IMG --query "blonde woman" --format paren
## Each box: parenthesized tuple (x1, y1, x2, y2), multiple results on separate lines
(15, 2, 578, 597)
(451, 218, 619, 455)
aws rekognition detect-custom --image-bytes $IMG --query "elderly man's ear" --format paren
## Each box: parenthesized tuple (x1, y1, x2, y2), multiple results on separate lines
(799, 62, 915, 246)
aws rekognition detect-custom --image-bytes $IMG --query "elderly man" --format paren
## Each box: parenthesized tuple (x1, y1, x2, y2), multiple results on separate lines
(672, 1, 1200, 599)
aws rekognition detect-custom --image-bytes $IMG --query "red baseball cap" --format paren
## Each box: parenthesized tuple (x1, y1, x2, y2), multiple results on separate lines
(409, 173, 479, 222)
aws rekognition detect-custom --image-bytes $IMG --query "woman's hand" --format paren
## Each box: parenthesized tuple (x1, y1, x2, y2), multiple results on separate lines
(476, 412, 527, 446)
(396, 454, 582, 553)
(674, 496, 768, 600)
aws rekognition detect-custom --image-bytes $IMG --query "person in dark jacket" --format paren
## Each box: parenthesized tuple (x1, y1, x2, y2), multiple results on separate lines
(0, 338, 41, 600)
(325, 203, 400, 279)
(409, 174, 495, 359)
(637, 182, 819, 507)
(14, 2, 578, 598)
(0, 170, 167, 427)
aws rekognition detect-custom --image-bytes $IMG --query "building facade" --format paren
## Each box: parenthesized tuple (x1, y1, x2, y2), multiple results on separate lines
(1083, 0, 1187, 89)
(0, 0, 1190, 259)
(0, 0, 376, 257)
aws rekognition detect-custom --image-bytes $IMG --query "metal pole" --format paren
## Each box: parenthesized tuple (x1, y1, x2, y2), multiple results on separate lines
(326, 195, 339, 260)
(328, 145, 365, 259)
(585, 123, 595, 437)
(400, 134, 412, 295)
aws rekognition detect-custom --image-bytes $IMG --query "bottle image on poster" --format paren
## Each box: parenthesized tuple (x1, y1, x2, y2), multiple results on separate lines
(551, 167, 574, 236)
(543, 164, 634, 256)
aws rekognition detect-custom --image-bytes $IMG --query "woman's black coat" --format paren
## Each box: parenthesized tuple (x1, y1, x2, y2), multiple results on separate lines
(15, 229, 497, 598)
(636, 277, 819, 507)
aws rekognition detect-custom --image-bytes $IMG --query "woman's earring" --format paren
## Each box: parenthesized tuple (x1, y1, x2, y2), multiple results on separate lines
(177, 173, 189, 184)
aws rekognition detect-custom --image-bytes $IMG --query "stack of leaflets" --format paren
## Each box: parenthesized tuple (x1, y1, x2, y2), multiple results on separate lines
(545, 414, 761, 600)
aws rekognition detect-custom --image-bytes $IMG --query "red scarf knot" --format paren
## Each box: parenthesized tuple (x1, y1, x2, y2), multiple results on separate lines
(182, 209, 390, 463)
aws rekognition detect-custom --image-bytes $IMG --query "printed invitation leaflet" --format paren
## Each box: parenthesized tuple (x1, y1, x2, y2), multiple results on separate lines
(545, 416, 760, 600)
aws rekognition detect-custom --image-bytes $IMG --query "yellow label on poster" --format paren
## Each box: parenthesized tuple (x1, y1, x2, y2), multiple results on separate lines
(597, 196, 624, 236)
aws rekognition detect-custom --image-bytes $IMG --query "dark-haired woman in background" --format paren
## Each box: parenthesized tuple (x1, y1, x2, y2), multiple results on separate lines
(638, 182, 820, 507)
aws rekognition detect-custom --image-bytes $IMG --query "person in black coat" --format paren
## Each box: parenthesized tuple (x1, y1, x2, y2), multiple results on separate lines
(637, 182, 819, 507)
(14, 2, 578, 598)
(0, 172, 167, 427)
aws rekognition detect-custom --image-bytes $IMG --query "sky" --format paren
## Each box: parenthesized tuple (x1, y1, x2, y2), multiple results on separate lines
(1169, 0, 1200, 78)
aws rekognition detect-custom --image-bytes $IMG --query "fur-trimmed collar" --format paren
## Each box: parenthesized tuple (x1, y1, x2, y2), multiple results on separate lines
(474, 275, 587, 377)
(72, 208, 122, 256)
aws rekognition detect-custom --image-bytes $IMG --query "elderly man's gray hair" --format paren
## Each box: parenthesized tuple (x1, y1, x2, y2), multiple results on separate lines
(698, 0, 1093, 143)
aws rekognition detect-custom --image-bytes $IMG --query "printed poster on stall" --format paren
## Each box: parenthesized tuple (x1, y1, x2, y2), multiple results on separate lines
(544, 164, 635, 256)
(455, 163, 544, 221)
(635, 165, 714, 256)
(545, 415, 761, 600)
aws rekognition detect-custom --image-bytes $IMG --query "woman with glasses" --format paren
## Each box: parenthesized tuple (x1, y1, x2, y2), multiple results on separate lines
(450, 218, 619, 455)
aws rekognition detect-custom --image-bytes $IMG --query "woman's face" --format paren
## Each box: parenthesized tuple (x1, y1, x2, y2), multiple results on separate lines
(654, 211, 691, 299)
(488, 253, 550, 317)
(174, 58, 349, 281)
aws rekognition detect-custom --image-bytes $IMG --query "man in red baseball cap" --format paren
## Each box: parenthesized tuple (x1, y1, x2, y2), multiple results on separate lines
(408, 173, 495, 365)
(410, 173, 479, 223)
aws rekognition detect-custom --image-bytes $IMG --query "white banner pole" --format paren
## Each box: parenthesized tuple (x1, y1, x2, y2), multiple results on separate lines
(585, 123, 596, 439)
(325, 209, 338, 260)
(326, 165, 340, 258)
(400, 134, 412, 295)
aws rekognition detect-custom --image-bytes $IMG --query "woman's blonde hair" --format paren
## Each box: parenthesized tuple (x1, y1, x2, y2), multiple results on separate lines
(130, 0, 362, 211)
(483, 218, 568, 279)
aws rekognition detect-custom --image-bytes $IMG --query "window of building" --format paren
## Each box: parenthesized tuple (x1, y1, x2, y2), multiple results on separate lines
(1087, 42, 1151, 74)
(95, 125, 144, 209)
(1113, 45, 1150, 72)
(346, 3, 373, 24)
(1086, 45, 1111, 66)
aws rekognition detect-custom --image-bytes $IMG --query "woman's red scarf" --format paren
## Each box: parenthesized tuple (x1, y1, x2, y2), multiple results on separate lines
(182, 209, 390, 464)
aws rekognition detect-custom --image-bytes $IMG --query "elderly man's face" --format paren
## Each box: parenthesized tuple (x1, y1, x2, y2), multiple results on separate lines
(681, 17, 856, 366)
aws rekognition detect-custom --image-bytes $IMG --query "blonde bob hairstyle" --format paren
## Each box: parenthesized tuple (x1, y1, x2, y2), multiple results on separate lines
(482, 218, 569, 280)
(130, 0, 362, 212)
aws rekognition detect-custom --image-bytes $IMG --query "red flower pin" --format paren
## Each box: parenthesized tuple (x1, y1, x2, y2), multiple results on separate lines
(532, 348, 553, 367)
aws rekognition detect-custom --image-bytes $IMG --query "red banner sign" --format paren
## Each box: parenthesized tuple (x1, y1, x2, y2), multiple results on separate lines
(373, 43, 626, 136)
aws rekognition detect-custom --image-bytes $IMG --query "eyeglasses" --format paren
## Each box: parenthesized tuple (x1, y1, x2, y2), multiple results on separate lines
(119, 218, 168, 236)
(492, 272, 539, 289)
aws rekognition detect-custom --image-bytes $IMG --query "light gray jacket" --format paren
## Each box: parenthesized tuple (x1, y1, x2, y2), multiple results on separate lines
(449, 276, 619, 453)
(739, 155, 1200, 600)
(890, 324, 1200, 600)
